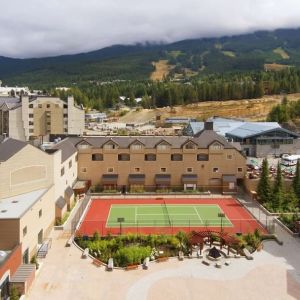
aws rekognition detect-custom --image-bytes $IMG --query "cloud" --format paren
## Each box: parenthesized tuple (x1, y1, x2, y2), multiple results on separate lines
(0, 0, 300, 58)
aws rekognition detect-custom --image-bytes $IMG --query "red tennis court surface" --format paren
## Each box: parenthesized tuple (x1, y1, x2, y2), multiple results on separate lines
(77, 197, 266, 236)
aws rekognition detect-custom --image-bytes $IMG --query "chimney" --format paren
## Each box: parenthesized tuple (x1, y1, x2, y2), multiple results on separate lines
(204, 121, 213, 131)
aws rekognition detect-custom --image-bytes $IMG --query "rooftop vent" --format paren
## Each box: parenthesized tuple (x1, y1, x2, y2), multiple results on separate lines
(12, 200, 18, 203)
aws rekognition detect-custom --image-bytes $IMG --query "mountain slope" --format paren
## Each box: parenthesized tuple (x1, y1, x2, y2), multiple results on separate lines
(1, 28, 300, 87)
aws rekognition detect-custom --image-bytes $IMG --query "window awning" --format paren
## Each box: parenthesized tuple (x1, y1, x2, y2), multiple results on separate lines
(56, 196, 66, 209)
(182, 174, 198, 183)
(222, 175, 237, 182)
(128, 174, 145, 184)
(155, 174, 171, 184)
(65, 186, 74, 198)
(102, 174, 118, 184)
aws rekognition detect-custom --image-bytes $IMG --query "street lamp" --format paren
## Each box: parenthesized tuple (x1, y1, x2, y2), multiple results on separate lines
(218, 213, 225, 232)
(117, 217, 125, 235)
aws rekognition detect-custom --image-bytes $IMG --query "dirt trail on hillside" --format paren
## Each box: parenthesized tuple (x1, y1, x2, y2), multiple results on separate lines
(119, 94, 300, 123)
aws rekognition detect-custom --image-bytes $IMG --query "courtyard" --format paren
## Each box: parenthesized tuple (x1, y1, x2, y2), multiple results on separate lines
(26, 227, 300, 300)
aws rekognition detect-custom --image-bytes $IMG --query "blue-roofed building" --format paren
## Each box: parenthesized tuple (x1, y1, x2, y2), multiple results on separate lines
(226, 123, 300, 157)
(184, 117, 300, 157)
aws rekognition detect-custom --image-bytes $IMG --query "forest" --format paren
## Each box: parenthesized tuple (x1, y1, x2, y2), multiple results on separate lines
(52, 68, 300, 111)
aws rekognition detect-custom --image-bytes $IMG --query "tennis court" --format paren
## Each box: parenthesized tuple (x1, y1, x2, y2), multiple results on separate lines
(106, 204, 232, 227)
(77, 197, 267, 236)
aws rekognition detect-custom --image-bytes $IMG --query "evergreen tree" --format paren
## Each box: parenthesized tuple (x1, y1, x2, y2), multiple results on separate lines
(271, 163, 284, 212)
(257, 159, 272, 204)
(293, 160, 300, 202)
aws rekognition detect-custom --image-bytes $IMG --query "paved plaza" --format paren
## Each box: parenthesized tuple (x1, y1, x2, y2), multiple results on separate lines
(26, 194, 300, 300)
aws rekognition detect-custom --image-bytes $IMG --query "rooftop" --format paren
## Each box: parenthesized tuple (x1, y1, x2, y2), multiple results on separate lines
(0, 188, 48, 219)
(0, 138, 28, 162)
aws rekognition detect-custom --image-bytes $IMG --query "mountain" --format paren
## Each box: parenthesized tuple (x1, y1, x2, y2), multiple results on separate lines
(1, 28, 300, 87)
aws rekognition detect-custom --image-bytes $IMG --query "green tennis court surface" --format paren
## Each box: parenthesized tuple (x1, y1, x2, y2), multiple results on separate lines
(106, 204, 232, 227)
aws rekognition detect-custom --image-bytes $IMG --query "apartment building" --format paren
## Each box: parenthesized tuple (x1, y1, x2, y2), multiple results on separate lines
(64, 123, 246, 193)
(0, 95, 84, 141)
(0, 138, 55, 260)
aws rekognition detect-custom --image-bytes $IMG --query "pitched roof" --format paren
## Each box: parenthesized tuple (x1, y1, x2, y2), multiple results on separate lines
(52, 138, 77, 163)
(0, 138, 28, 162)
(55, 196, 66, 209)
(226, 122, 282, 139)
(67, 132, 238, 150)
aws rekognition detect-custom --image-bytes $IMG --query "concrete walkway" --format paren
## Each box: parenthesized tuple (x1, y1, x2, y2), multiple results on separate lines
(26, 193, 300, 300)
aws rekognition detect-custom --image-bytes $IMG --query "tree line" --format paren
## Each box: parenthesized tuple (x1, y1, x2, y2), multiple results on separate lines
(51, 68, 300, 111)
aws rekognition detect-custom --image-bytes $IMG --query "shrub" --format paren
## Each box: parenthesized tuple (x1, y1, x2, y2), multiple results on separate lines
(114, 246, 151, 267)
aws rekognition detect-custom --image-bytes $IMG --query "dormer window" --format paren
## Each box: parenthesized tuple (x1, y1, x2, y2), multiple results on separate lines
(130, 141, 144, 150)
(210, 142, 223, 150)
(103, 141, 118, 150)
(184, 141, 197, 149)
(156, 141, 170, 150)
(77, 141, 91, 150)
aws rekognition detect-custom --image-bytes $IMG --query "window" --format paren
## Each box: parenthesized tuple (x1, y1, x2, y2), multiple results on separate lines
(38, 104, 42, 108)
(104, 143, 117, 150)
(161, 167, 167, 173)
(227, 154, 233, 160)
(107, 167, 114, 173)
(39, 209, 42, 218)
(64, 129, 68, 133)
(46, 104, 50, 108)
(92, 153, 103, 161)
(29, 129, 34, 133)
(157, 144, 169, 150)
(145, 154, 156, 161)
(63, 114, 68, 118)
(61, 167, 65, 176)
(171, 154, 183, 161)
(23, 226, 27, 237)
(134, 167, 140, 172)
(185, 142, 196, 149)
(238, 167, 243, 172)
(210, 143, 223, 150)
(77, 144, 90, 150)
(213, 167, 219, 173)
(118, 154, 130, 161)
(131, 144, 142, 150)
(29, 121, 34, 126)
(63, 104, 68, 108)
(69, 160, 72, 168)
(81, 167, 87, 173)
(197, 154, 209, 161)
(29, 104, 33, 108)
(187, 167, 193, 173)
(29, 114, 34, 118)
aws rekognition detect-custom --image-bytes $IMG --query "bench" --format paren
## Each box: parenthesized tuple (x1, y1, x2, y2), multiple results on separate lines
(66, 237, 73, 247)
(92, 259, 102, 267)
(125, 264, 139, 271)
(82, 248, 89, 259)
(156, 256, 168, 263)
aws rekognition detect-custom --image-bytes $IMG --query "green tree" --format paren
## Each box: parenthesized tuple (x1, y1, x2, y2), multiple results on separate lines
(271, 163, 284, 212)
(293, 160, 300, 201)
(257, 158, 272, 204)
(10, 285, 19, 300)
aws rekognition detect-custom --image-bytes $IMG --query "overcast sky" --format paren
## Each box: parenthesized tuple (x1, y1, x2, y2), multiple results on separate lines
(1, 0, 300, 58)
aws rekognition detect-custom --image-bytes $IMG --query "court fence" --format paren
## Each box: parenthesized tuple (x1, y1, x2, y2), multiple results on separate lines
(76, 218, 266, 237)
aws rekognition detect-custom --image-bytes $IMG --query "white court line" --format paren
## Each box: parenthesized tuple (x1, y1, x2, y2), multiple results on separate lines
(193, 206, 203, 225)
(135, 206, 137, 224)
